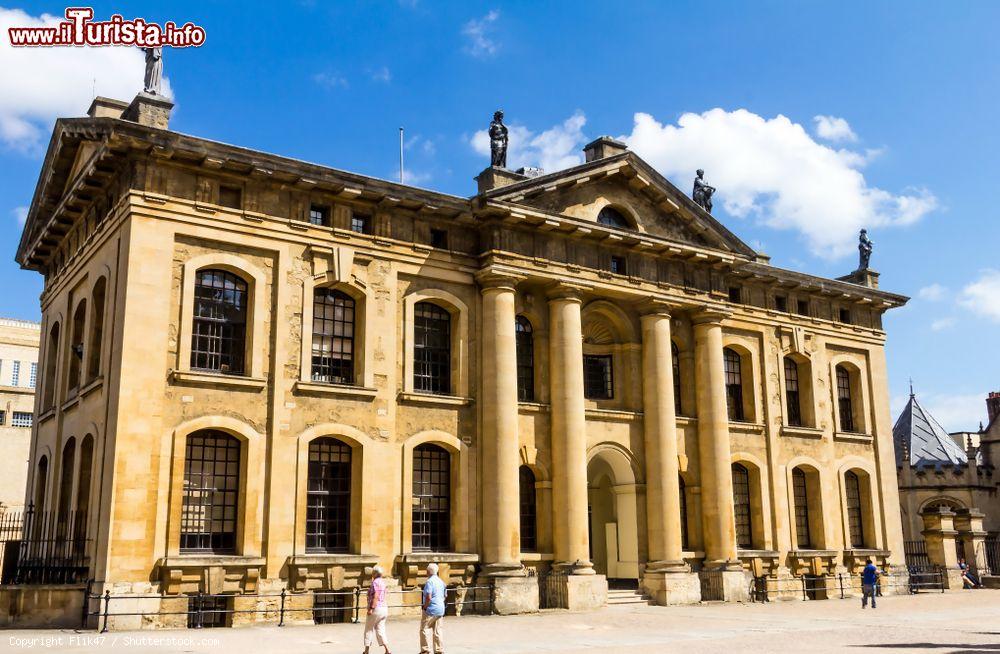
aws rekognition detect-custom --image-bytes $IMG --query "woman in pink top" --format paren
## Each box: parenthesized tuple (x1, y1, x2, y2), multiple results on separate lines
(363, 565, 391, 654)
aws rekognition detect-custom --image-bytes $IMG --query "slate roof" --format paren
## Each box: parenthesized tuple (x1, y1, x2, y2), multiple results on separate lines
(893, 393, 968, 469)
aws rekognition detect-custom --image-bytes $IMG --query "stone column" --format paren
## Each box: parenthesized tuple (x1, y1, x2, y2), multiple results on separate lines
(477, 270, 537, 614)
(547, 284, 607, 609)
(640, 304, 700, 604)
(692, 310, 747, 601)
(954, 508, 989, 577)
(920, 507, 963, 589)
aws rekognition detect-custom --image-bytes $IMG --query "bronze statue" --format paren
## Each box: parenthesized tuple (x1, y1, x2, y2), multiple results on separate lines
(489, 110, 508, 168)
(143, 47, 163, 95)
(692, 169, 715, 213)
(858, 229, 873, 270)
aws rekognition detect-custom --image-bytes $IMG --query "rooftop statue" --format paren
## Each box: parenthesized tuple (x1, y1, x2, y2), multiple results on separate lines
(489, 110, 508, 168)
(858, 229, 873, 270)
(692, 169, 715, 213)
(143, 47, 163, 95)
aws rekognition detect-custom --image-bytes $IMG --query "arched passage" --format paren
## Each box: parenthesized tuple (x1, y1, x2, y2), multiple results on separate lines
(587, 444, 641, 583)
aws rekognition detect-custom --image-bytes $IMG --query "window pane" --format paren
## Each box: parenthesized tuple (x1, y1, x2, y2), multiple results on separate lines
(793, 468, 811, 549)
(583, 355, 613, 399)
(672, 342, 682, 415)
(190, 270, 248, 375)
(412, 444, 450, 551)
(837, 366, 855, 432)
(679, 475, 689, 550)
(519, 466, 537, 552)
(732, 464, 752, 548)
(413, 303, 451, 395)
(311, 289, 355, 385)
(181, 431, 240, 553)
(306, 438, 352, 552)
(724, 348, 744, 421)
(515, 317, 534, 402)
(846, 471, 865, 548)
(784, 357, 801, 427)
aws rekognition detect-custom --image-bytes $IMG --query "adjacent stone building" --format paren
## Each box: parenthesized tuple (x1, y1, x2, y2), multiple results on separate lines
(0, 318, 40, 510)
(10, 93, 910, 627)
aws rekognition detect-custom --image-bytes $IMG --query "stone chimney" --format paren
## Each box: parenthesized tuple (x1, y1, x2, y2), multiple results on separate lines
(87, 96, 129, 119)
(121, 91, 174, 130)
(583, 136, 627, 162)
(987, 391, 1000, 424)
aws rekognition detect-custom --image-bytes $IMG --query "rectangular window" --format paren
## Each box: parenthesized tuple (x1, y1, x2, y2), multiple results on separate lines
(311, 289, 355, 385)
(29, 362, 37, 389)
(312, 592, 349, 624)
(796, 299, 810, 316)
(0, 411, 5, 425)
(728, 286, 743, 304)
(306, 439, 352, 553)
(793, 470, 811, 549)
(350, 213, 372, 235)
(187, 595, 231, 629)
(180, 432, 240, 553)
(609, 255, 627, 276)
(412, 445, 450, 551)
(413, 302, 451, 395)
(583, 354, 614, 400)
(309, 204, 331, 227)
(10, 361, 20, 387)
(430, 228, 448, 249)
(839, 308, 852, 324)
(218, 185, 242, 209)
(774, 295, 788, 313)
(784, 358, 802, 427)
(12, 412, 32, 428)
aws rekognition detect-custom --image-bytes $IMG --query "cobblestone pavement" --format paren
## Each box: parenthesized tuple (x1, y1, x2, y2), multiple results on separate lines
(5, 591, 1000, 653)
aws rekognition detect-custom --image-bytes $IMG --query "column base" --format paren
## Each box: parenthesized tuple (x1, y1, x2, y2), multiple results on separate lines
(699, 568, 749, 602)
(489, 575, 539, 615)
(542, 572, 608, 610)
(480, 562, 527, 578)
(943, 568, 964, 590)
(643, 566, 702, 605)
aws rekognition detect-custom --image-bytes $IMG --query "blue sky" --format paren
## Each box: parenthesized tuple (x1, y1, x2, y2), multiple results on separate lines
(1, 1, 998, 430)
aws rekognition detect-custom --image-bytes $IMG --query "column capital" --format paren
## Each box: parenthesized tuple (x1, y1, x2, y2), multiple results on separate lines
(546, 281, 590, 302)
(637, 298, 683, 319)
(691, 306, 732, 326)
(475, 267, 525, 292)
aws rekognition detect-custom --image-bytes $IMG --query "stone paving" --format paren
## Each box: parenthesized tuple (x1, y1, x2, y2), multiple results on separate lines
(5, 590, 1000, 653)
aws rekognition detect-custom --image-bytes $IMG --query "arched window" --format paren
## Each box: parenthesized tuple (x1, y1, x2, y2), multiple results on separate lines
(306, 437, 352, 553)
(311, 289, 356, 385)
(845, 471, 865, 548)
(515, 316, 534, 402)
(784, 357, 802, 427)
(87, 278, 106, 382)
(519, 466, 537, 552)
(836, 365, 855, 432)
(412, 444, 450, 551)
(57, 438, 76, 526)
(724, 348, 744, 422)
(597, 206, 630, 229)
(43, 323, 59, 410)
(34, 456, 48, 512)
(68, 300, 86, 392)
(679, 475, 689, 550)
(732, 463, 752, 549)
(191, 269, 248, 375)
(672, 342, 682, 415)
(792, 468, 811, 549)
(181, 430, 241, 553)
(413, 302, 451, 395)
(75, 435, 94, 518)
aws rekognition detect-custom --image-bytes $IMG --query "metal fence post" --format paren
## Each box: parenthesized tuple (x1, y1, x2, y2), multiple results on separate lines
(838, 574, 844, 599)
(80, 579, 93, 629)
(800, 576, 806, 601)
(278, 588, 286, 626)
(100, 590, 110, 633)
(940, 569, 945, 593)
(354, 587, 362, 624)
(194, 590, 203, 629)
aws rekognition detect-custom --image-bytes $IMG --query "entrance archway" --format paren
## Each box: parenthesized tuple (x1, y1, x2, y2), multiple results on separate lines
(587, 445, 640, 582)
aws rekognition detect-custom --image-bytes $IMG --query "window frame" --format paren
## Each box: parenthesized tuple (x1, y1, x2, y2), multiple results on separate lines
(723, 348, 745, 422)
(310, 288, 356, 385)
(784, 357, 802, 427)
(583, 353, 614, 400)
(190, 269, 249, 376)
(309, 204, 331, 227)
(519, 466, 537, 553)
(732, 463, 753, 549)
(792, 467, 812, 549)
(180, 430, 241, 554)
(305, 437, 352, 553)
(402, 290, 469, 398)
(411, 443, 451, 552)
(845, 470, 865, 549)
(413, 302, 452, 395)
(836, 365, 856, 433)
(350, 213, 372, 235)
(515, 316, 535, 402)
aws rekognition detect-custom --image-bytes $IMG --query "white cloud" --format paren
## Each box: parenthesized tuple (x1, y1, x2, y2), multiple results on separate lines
(370, 66, 391, 83)
(813, 115, 858, 143)
(12, 206, 28, 225)
(622, 109, 938, 258)
(470, 111, 587, 172)
(930, 317, 955, 332)
(958, 269, 1000, 322)
(313, 72, 349, 89)
(401, 169, 432, 186)
(0, 7, 173, 151)
(462, 10, 500, 58)
(918, 283, 947, 301)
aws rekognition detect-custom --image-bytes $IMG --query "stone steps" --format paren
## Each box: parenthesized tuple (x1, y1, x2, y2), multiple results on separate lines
(607, 589, 651, 606)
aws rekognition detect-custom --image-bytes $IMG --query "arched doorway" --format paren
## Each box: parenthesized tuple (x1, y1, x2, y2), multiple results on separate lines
(587, 446, 640, 584)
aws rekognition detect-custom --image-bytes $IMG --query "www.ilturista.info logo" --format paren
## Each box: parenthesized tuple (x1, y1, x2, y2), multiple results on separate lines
(8, 7, 206, 47)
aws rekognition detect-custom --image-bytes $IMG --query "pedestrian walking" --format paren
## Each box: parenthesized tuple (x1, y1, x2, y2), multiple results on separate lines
(419, 563, 446, 654)
(861, 559, 879, 609)
(363, 565, 391, 654)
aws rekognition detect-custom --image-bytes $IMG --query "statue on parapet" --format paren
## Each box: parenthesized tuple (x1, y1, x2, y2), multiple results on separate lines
(692, 169, 716, 213)
(489, 109, 509, 168)
(143, 47, 163, 95)
(858, 229, 873, 270)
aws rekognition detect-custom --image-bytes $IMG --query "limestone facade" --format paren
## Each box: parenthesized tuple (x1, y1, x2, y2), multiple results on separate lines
(13, 98, 910, 626)
(0, 318, 40, 510)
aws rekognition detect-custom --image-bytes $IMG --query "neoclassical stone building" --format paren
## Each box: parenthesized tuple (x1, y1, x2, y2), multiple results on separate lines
(12, 94, 909, 625)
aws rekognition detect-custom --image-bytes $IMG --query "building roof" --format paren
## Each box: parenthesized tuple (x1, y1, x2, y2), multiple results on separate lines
(893, 393, 969, 469)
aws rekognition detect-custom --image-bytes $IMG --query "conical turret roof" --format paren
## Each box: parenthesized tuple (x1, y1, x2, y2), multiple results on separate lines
(893, 393, 968, 469)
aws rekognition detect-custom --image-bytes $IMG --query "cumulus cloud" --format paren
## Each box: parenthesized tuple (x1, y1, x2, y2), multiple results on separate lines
(958, 269, 1000, 322)
(470, 111, 587, 172)
(462, 10, 500, 58)
(930, 317, 955, 332)
(622, 109, 937, 258)
(0, 7, 173, 151)
(813, 115, 858, 143)
(918, 283, 947, 301)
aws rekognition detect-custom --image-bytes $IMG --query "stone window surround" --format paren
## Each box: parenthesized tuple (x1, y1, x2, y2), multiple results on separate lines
(720, 338, 762, 425)
(827, 354, 872, 437)
(176, 253, 267, 380)
(836, 459, 882, 551)
(778, 352, 818, 429)
(401, 288, 470, 399)
(298, 273, 376, 390)
(731, 451, 773, 551)
(784, 459, 828, 551)
(399, 430, 471, 556)
(163, 416, 266, 559)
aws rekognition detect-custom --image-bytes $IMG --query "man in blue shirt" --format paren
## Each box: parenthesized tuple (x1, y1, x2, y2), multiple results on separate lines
(861, 559, 880, 609)
(420, 563, 447, 654)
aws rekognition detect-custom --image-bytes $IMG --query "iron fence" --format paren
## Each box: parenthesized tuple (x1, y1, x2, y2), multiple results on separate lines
(748, 570, 941, 603)
(978, 538, 1000, 576)
(538, 571, 567, 609)
(903, 540, 931, 569)
(86, 583, 495, 632)
(0, 505, 90, 585)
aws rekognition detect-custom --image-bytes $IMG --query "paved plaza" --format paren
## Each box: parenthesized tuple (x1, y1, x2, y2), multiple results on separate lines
(5, 591, 1000, 653)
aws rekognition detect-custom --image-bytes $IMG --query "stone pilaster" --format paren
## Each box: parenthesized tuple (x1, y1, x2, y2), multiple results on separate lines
(954, 508, 989, 577)
(920, 507, 963, 589)
(639, 303, 700, 604)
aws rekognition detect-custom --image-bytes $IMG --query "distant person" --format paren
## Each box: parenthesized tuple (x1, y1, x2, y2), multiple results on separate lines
(419, 563, 446, 654)
(959, 558, 981, 589)
(363, 565, 391, 654)
(861, 559, 880, 609)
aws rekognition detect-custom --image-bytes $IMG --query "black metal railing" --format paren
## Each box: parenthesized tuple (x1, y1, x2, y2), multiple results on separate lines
(748, 570, 943, 603)
(979, 538, 1000, 576)
(0, 505, 90, 585)
(903, 539, 931, 569)
(86, 583, 495, 632)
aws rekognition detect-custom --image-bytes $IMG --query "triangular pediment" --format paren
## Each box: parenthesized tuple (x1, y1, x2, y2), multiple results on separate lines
(484, 152, 757, 257)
